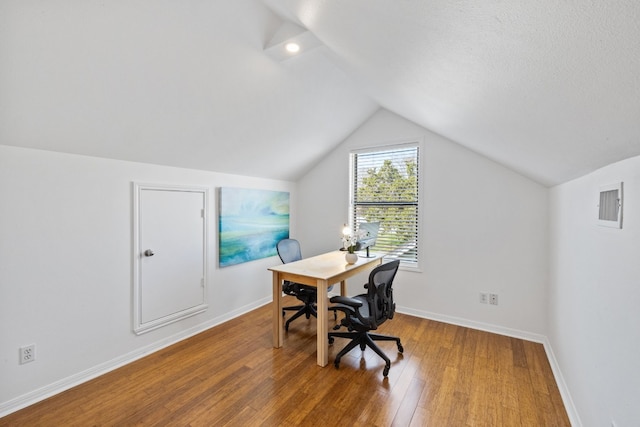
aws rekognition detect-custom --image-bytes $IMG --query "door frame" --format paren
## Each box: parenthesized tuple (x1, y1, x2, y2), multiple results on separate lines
(132, 182, 209, 335)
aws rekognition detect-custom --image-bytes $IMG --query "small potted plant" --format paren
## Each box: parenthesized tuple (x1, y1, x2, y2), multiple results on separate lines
(341, 226, 369, 264)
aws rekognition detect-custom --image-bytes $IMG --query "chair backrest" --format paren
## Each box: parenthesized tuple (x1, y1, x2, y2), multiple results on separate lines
(276, 239, 302, 264)
(276, 239, 333, 293)
(366, 260, 400, 328)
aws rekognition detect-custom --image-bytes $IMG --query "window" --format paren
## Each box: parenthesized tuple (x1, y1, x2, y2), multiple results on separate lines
(349, 143, 420, 266)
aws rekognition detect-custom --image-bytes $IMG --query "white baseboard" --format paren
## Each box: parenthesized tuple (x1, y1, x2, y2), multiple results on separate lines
(0, 297, 271, 418)
(396, 305, 547, 342)
(396, 305, 581, 427)
(539, 337, 583, 427)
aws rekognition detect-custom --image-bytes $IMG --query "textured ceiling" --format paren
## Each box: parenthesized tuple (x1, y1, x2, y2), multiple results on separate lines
(2, 1, 639, 186)
(265, 0, 640, 186)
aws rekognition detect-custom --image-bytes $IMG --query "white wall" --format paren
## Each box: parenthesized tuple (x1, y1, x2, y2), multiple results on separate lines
(0, 145, 295, 415)
(297, 109, 549, 337)
(549, 156, 640, 427)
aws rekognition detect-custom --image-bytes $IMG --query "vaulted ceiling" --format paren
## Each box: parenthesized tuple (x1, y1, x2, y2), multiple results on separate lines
(2, 1, 639, 187)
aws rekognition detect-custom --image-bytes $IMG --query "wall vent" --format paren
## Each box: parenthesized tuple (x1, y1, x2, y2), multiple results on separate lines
(597, 182, 623, 228)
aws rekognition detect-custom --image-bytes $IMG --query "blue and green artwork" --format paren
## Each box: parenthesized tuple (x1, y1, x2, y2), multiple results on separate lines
(219, 188, 289, 267)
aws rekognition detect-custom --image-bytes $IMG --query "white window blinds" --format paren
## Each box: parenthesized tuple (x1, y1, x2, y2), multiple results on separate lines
(350, 145, 420, 265)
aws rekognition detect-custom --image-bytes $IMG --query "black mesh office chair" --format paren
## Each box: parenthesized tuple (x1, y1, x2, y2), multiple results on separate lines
(328, 259, 403, 376)
(276, 239, 336, 331)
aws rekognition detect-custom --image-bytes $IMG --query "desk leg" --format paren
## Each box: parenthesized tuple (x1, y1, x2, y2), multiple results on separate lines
(272, 272, 283, 348)
(340, 280, 347, 296)
(316, 279, 329, 367)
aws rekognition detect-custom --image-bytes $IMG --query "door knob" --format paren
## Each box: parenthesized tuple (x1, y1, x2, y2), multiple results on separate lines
(144, 249, 155, 257)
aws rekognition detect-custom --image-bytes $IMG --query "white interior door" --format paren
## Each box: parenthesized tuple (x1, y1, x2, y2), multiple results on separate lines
(133, 183, 208, 334)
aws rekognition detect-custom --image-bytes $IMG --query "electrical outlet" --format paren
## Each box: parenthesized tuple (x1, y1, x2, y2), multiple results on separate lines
(19, 344, 36, 364)
(479, 292, 488, 304)
(489, 293, 498, 305)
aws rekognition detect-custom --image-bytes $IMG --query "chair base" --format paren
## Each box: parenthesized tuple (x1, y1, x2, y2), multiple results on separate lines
(328, 331, 403, 377)
(283, 304, 338, 331)
(282, 304, 316, 331)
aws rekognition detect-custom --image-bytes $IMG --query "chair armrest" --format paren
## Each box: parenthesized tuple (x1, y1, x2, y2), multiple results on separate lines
(330, 295, 363, 308)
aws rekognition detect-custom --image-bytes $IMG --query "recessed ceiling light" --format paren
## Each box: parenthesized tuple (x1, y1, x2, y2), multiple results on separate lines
(264, 24, 321, 61)
(285, 42, 300, 53)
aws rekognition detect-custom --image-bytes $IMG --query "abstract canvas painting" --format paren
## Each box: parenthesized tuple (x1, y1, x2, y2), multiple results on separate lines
(218, 187, 290, 267)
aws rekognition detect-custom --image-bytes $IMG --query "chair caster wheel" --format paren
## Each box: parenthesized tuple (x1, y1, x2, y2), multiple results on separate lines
(328, 337, 334, 344)
(334, 361, 340, 369)
(398, 344, 404, 353)
(383, 365, 390, 377)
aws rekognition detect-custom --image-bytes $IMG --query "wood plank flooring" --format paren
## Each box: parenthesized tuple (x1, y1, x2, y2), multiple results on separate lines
(1, 297, 570, 426)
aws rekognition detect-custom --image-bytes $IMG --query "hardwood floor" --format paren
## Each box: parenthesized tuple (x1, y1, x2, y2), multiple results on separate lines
(1, 297, 570, 426)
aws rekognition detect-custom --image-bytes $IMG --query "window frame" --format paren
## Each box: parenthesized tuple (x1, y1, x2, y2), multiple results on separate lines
(348, 140, 423, 271)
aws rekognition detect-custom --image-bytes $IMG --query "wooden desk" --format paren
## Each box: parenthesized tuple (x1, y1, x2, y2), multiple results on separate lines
(268, 251, 383, 367)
